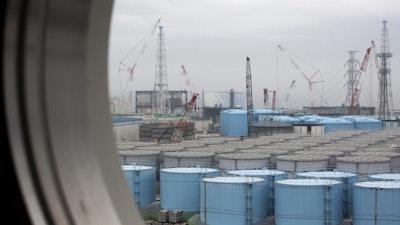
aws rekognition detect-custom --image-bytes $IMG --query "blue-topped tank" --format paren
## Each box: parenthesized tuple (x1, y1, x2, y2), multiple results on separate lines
(271, 115, 301, 125)
(227, 168, 288, 216)
(160, 166, 220, 212)
(275, 179, 344, 225)
(220, 109, 248, 137)
(339, 116, 382, 131)
(296, 171, 357, 218)
(318, 117, 354, 133)
(200, 176, 268, 225)
(121, 163, 156, 208)
(353, 181, 400, 225)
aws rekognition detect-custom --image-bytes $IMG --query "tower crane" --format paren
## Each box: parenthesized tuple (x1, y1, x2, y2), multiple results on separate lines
(117, 18, 161, 102)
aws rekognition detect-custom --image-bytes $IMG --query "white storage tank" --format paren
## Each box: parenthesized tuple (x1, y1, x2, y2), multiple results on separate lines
(368, 173, 400, 181)
(353, 181, 400, 225)
(160, 166, 220, 212)
(296, 171, 357, 218)
(219, 152, 271, 171)
(275, 179, 344, 225)
(227, 168, 288, 216)
(276, 155, 330, 176)
(121, 163, 157, 208)
(162, 151, 215, 166)
(336, 156, 391, 180)
(200, 176, 268, 225)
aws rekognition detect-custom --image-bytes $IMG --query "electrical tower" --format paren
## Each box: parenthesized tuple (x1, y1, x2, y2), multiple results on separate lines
(344, 51, 361, 114)
(152, 26, 171, 114)
(376, 20, 393, 120)
(246, 57, 253, 137)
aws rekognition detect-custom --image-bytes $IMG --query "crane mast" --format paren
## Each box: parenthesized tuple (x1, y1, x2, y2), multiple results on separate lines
(246, 57, 253, 137)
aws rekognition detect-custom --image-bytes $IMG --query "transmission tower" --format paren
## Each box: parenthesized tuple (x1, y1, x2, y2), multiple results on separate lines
(344, 51, 361, 110)
(152, 26, 171, 114)
(376, 20, 393, 120)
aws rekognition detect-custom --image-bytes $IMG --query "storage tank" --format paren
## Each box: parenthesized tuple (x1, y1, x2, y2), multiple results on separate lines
(275, 179, 344, 225)
(336, 156, 391, 180)
(353, 181, 400, 225)
(118, 149, 161, 166)
(219, 152, 271, 171)
(200, 176, 268, 225)
(368, 173, 400, 181)
(227, 168, 288, 216)
(276, 155, 330, 176)
(162, 151, 215, 166)
(296, 171, 357, 218)
(121, 163, 157, 208)
(220, 109, 248, 137)
(160, 166, 220, 212)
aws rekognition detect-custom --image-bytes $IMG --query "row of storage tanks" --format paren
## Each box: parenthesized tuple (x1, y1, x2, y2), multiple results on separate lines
(118, 128, 400, 225)
(123, 163, 400, 225)
(220, 109, 398, 136)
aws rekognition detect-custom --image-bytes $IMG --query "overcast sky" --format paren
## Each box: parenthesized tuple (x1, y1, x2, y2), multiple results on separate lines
(108, 0, 399, 110)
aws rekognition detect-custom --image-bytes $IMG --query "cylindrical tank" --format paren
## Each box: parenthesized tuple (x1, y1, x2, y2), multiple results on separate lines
(368, 173, 400, 181)
(336, 156, 391, 180)
(353, 181, 400, 225)
(162, 151, 215, 166)
(219, 152, 271, 171)
(227, 168, 288, 216)
(296, 171, 357, 218)
(121, 163, 157, 208)
(160, 166, 220, 212)
(275, 179, 344, 225)
(276, 155, 330, 176)
(200, 176, 268, 225)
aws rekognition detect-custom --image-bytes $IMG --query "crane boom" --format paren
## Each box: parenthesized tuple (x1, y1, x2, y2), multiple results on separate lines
(170, 93, 199, 143)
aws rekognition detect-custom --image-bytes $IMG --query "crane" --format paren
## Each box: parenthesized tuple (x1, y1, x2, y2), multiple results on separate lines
(277, 45, 325, 106)
(170, 92, 199, 143)
(348, 47, 371, 115)
(263, 88, 276, 110)
(246, 57, 253, 137)
(117, 18, 161, 102)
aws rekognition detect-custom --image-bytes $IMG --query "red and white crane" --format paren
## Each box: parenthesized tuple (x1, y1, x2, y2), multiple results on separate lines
(117, 18, 161, 102)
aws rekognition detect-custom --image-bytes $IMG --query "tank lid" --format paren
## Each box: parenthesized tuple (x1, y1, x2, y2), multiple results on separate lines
(202, 176, 265, 183)
(276, 178, 342, 186)
(369, 173, 400, 180)
(354, 181, 400, 189)
(297, 171, 356, 178)
(161, 167, 219, 174)
(228, 169, 286, 176)
(121, 165, 154, 170)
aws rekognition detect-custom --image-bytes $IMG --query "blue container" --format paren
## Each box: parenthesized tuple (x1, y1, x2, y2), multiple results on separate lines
(121, 164, 156, 208)
(340, 116, 382, 131)
(226, 168, 288, 216)
(200, 176, 268, 225)
(160, 167, 220, 212)
(319, 118, 354, 133)
(221, 109, 248, 137)
(275, 179, 344, 225)
(296, 171, 357, 218)
(353, 181, 400, 225)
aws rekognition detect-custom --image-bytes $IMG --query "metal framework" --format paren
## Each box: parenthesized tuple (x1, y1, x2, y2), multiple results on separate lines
(344, 51, 361, 114)
(376, 20, 393, 120)
(246, 57, 253, 137)
(152, 26, 171, 114)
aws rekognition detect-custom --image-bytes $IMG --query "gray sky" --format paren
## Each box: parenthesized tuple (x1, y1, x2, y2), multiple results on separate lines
(108, 0, 400, 110)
